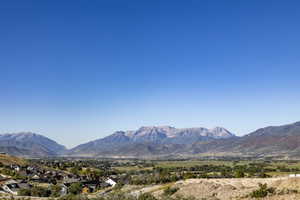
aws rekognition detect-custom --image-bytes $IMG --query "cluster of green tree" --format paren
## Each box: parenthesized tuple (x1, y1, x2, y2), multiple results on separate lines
(18, 183, 84, 197)
(121, 164, 274, 185)
(18, 186, 52, 197)
(276, 165, 300, 172)
(129, 170, 182, 185)
(0, 167, 27, 180)
(154, 163, 272, 176)
(30, 159, 112, 171)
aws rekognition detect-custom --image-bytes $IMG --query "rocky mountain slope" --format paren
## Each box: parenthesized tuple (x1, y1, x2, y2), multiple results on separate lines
(0, 132, 66, 157)
(68, 126, 235, 157)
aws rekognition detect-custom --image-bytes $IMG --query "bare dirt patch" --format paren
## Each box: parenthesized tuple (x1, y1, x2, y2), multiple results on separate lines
(150, 177, 300, 200)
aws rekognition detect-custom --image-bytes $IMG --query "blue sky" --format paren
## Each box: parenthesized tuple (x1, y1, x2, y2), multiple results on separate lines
(1, 0, 300, 148)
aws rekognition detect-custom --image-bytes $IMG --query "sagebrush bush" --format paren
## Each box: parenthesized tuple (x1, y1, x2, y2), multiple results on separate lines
(250, 183, 275, 198)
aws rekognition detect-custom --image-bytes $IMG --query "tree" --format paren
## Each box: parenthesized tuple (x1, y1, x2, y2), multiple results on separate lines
(69, 183, 83, 195)
(70, 167, 81, 176)
(234, 170, 245, 178)
(31, 186, 51, 197)
(18, 188, 31, 196)
(51, 184, 62, 197)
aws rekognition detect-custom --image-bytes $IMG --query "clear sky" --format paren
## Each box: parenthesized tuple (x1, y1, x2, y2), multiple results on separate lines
(1, 0, 300, 148)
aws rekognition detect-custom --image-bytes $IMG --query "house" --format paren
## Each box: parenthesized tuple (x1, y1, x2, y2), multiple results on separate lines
(0, 180, 19, 195)
(31, 174, 40, 181)
(81, 180, 100, 193)
(105, 178, 116, 187)
(0, 174, 8, 180)
(10, 165, 20, 172)
(99, 181, 110, 188)
(82, 186, 90, 194)
(60, 184, 68, 196)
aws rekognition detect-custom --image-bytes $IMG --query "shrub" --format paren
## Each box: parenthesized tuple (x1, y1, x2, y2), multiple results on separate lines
(234, 170, 245, 178)
(138, 193, 158, 200)
(30, 186, 51, 197)
(18, 188, 31, 196)
(163, 186, 179, 196)
(250, 183, 275, 198)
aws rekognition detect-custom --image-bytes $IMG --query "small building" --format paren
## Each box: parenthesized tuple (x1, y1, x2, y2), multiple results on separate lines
(30, 174, 41, 182)
(60, 184, 68, 196)
(10, 165, 20, 172)
(1, 180, 19, 195)
(82, 186, 90, 194)
(105, 178, 116, 187)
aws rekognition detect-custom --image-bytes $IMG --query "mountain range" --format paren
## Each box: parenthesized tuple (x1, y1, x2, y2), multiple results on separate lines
(1, 121, 300, 158)
(67, 126, 234, 157)
(0, 132, 66, 157)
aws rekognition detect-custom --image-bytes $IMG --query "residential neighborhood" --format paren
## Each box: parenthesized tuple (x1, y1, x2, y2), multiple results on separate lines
(0, 156, 119, 198)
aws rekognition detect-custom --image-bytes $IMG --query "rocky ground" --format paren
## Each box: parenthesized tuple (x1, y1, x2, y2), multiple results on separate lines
(129, 177, 300, 200)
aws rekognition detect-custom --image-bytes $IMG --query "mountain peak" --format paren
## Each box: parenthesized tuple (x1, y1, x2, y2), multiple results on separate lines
(208, 127, 234, 138)
(137, 126, 175, 131)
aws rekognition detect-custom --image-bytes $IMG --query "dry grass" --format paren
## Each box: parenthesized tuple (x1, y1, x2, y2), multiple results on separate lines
(128, 177, 300, 200)
(0, 154, 27, 166)
(170, 177, 300, 200)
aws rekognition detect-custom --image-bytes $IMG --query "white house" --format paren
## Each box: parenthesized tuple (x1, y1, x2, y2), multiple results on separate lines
(105, 178, 116, 187)
(1, 180, 19, 195)
(60, 184, 68, 196)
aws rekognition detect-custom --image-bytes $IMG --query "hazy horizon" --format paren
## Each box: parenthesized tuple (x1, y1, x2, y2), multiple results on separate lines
(1, 0, 300, 148)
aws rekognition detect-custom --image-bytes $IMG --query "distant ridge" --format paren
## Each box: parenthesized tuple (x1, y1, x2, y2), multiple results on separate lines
(186, 121, 300, 158)
(0, 132, 66, 157)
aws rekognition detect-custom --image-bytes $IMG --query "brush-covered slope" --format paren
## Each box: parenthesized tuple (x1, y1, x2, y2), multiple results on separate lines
(189, 121, 300, 158)
(233, 121, 300, 156)
(0, 153, 27, 166)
